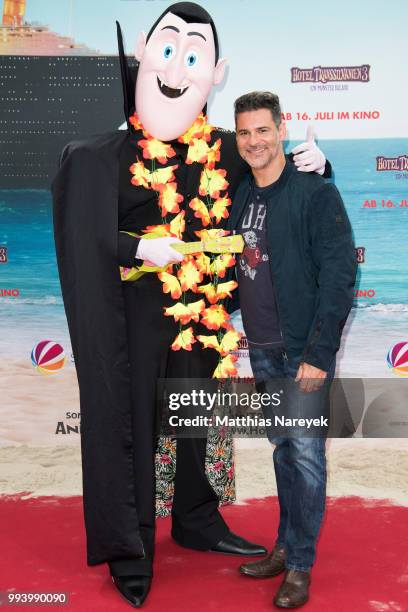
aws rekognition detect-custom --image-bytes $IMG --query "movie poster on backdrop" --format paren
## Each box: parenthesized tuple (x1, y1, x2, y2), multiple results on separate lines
(0, 2, 407, 472)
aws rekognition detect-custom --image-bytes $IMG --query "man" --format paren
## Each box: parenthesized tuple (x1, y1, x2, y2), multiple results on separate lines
(52, 4, 330, 608)
(228, 91, 356, 608)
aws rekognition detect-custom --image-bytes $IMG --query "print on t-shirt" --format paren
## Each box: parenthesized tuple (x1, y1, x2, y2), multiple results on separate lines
(239, 202, 269, 280)
(237, 191, 282, 346)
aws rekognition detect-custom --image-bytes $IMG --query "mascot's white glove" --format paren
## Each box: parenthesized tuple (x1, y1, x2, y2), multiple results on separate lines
(136, 236, 184, 268)
(291, 125, 326, 175)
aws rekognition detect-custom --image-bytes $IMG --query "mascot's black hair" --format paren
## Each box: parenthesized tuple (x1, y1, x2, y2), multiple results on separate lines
(146, 2, 219, 63)
(116, 2, 219, 128)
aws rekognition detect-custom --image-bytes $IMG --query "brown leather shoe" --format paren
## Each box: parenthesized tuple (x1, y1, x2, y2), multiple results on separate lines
(239, 545, 286, 578)
(273, 569, 310, 608)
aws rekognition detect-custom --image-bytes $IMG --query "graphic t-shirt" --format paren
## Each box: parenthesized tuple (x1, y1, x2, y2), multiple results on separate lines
(237, 184, 282, 347)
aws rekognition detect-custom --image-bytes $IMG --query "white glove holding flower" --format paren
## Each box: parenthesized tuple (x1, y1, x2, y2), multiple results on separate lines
(291, 125, 326, 175)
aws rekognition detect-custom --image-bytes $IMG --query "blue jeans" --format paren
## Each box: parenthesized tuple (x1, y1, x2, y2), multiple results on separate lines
(249, 345, 335, 572)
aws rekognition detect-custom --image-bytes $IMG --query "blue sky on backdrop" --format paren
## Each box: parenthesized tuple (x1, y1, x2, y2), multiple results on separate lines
(20, 0, 408, 137)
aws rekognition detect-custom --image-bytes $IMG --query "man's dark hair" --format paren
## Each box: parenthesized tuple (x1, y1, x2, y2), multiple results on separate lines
(234, 91, 282, 127)
(146, 2, 219, 64)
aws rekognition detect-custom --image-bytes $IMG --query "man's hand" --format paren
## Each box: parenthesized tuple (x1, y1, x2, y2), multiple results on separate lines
(136, 236, 184, 268)
(295, 361, 327, 393)
(291, 125, 326, 175)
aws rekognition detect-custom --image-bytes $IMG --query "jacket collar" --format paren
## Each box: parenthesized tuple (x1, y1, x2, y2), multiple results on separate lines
(227, 158, 295, 231)
(250, 159, 294, 197)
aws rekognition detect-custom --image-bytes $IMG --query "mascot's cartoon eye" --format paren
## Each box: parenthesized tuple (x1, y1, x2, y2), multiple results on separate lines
(163, 44, 175, 60)
(185, 52, 197, 67)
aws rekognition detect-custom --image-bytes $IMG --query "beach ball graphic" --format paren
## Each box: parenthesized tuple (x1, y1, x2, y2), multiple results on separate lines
(31, 340, 66, 374)
(387, 342, 408, 377)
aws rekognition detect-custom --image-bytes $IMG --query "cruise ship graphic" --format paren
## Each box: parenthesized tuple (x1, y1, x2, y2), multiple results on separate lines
(0, 0, 135, 188)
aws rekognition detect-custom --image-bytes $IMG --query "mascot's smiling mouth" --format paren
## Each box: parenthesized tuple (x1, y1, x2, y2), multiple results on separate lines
(157, 76, 189, 99)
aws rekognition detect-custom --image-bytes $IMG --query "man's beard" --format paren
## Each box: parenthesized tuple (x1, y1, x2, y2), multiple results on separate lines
(245, 149, 274, 170)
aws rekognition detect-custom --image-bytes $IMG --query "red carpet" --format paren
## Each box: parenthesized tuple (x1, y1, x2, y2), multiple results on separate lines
(1, 495, 407, 611)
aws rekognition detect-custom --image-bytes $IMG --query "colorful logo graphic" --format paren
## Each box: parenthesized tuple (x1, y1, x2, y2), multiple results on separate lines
(31, 340, 66, 374)
(291, 65, 370, 83)
(387, 342, 408, 377)
(376, 155, 408, 172)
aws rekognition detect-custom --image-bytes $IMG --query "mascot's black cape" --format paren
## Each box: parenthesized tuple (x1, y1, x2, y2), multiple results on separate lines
(51, 23, 246, 566)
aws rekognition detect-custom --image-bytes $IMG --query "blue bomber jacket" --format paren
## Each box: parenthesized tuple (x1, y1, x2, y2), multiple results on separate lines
(226, 162, 357, 372)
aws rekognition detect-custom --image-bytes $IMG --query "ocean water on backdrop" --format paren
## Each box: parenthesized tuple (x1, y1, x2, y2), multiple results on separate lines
(1, 138, 407, 377)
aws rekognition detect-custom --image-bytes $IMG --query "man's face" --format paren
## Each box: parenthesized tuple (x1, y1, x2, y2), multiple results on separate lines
(235, 108, 286, 171)
(135, 12, 226, 141)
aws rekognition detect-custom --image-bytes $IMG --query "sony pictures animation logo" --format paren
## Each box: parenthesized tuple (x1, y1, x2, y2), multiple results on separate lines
(387, 342, 408, 377)
(31, 340, 66, 374)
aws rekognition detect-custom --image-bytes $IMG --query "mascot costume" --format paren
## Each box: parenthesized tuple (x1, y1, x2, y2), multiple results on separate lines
(52, 2, 330, 607)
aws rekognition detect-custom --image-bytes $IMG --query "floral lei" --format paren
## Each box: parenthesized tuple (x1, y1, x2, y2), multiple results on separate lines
(128, 111, 240, 379)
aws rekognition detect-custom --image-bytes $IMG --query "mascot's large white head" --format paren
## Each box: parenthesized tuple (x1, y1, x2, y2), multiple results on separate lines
(133, 2, 227, 141)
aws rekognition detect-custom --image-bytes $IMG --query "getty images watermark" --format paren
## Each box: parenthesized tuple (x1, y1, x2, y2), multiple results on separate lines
(158, 377, 408, 439)
(159, 378, 332, 439)
(166, 388, 328, 431)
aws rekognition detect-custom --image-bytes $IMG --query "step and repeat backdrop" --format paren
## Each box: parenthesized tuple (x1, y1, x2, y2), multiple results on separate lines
(1, 0, 407, 450)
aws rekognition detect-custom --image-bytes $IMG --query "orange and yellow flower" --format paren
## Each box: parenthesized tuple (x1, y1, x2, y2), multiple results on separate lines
(164, 299, 205, 325)
(171, 327, 196, 351)
(158, 271, 182, 299)
(158, 183, 184, 216)
(142, 224, 171, 237)
(150, 165, 178, 190)
(139, 138, 176, 164)
(218, 329, 241, 355)
(206, 138, 221, 170)
(209, 253, 236, 278)
(199, 168, 228, 199)
(213, 354, 238, 379)
(201, 304, 230, 331)
(129, 160, 150, 188)
(169, 211, 186, 239)
(194, 252, 212, 275)
(197, 280, 238, 304)
(197, 330, 240, 356)
(196, 334, 219, 351)
(189, 197, 211, 227)
(210, 196, 231, 224)
(178, 113, 214, 145)
(177, 259, 203, 292)
(199, 122, 215, 143)
(186, 139, 210, 165)
(129, 113, 143, 131)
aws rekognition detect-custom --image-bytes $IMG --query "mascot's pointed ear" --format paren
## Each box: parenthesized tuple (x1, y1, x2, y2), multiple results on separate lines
(135, 31, 147, 61)
(213, 58, 227, 86)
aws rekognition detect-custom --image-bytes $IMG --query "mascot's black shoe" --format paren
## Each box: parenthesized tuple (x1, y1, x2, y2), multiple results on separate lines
(111, 574, 152, 608)
(210, 531, 267, 556)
